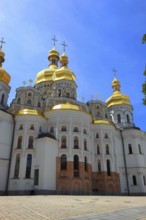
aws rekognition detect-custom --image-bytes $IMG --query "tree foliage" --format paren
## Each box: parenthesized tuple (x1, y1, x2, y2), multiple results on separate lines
(142, 34, 146, 44)
(142, 68, 146, 105)
(142, 34, 146, 105)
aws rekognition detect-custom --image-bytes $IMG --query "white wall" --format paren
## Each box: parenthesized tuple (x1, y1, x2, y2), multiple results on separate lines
(35, 137, 58, 190)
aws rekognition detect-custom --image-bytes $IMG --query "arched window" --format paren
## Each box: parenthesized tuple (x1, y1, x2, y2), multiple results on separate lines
(132, 175, 137, 185)
(74, 155, 79, 170)
(28, 136, 33, 149)
(19, 124, 23, 130)
(17, 136, 22, 149)
(105, 133, 108, 138)
(27, 99, 31, 105)
(128, 144, 133, 154)
(58, 89, 61, 97)
(117, 114, 121, 123)
(107, 159, 111, 176)
(25, 154, 32, 178)
(74, 137, 79, 149)
(84, 139, 87, 151)
(143, 176, 146, 185)
(97, 145, 100, 154)
(83, 129, 87, 134)
(61, 126, 67, 131)
(50, 127, 54, 133)
(73, 127, 79, 132)
(1, 94, 5, 104)
(84, 156, 88, 171)
(97, 111, 100, 117)
(106, 144, 110, 154)
(17, 97, 21, 104)
(61, 136, 67, 149)
(14, 154, 20, 178)
(52, 59, 56, 64)
(96, 133, 99, 138)
(126, 114, 130, 123)
(98, 160, 101, 173)
(61, 154, 67, 170)
(30, 124, 34, 130)
(138, 144, 142, 154)
(37, 101, 41, 107)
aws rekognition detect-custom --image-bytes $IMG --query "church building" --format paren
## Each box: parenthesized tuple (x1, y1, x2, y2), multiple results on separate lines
(0, 37, 146, 195)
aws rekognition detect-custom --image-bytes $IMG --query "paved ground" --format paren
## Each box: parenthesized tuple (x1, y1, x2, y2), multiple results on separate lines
(0, 196, 146, 220)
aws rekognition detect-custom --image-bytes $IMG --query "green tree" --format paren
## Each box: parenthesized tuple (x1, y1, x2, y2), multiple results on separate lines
(142, 34, 146, 105)
(142, 68, 146, 105)
(142, 34, 146, 44)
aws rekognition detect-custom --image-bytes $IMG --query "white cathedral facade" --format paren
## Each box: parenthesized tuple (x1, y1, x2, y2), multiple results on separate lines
(0, 41, 146, 195)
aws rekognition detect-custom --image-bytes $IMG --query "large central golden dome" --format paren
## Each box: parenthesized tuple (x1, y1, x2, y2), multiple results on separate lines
(52, 102, 80, 111)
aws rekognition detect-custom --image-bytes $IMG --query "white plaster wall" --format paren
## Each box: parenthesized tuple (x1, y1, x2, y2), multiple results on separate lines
(91, 123, 117, 172)
(0, 160, 9, 191)
(0, 111, 13, 192)
(0, 111, 13, 158)
(9, 114, 46, 191)
(45, 109, 92, 163)
(35, 137, 58, 190)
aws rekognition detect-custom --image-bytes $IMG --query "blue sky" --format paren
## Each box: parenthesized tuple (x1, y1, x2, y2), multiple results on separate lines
(1, 0, 146, 131)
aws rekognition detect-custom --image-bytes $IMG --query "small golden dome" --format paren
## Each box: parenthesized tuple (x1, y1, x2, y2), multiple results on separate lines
(35, 47, 59, 84)
(0, 48, 10, 85)
(48, 48, 59, 58)
(16, 109, 43, 117)
(60, 53, 68, 66)
(52, 102, 80, 111)
(0, 49, 5, 61)
(112, 77, 121, 91)
(52, 53, 76, 82)
(106, 76, 130, 108)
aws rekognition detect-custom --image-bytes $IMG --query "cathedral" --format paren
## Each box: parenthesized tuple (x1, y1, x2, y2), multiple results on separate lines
(0, 37, 146, 195)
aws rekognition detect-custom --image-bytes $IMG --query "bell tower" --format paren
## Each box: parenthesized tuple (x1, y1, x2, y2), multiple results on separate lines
(106, 71, 134, 129)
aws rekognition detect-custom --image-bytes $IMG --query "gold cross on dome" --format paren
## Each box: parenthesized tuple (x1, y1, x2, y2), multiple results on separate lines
(61, 41, 67, 52)
(52, 35, 57, 47)
(112, 67, 117, 78)
(0, 37, 5, 49)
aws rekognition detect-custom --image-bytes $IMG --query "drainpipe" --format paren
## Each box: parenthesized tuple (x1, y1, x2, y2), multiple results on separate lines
(120, 129, 130, 196)
(5, 115, 15, 195)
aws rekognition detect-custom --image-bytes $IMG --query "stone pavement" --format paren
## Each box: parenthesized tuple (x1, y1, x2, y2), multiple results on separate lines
(65, 206, 146, 220)
(0, 195, 146, 220)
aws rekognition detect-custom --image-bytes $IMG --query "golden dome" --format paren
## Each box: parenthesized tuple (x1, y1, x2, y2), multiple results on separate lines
(106, 77, 130, 108)
(16, 109, 43, 117)
(48, 48, 59, 58)
(93, 119, 114, 126)
(35, 47, 59, 84)
(52, 102, 80, 111)
(0, 48, 5, 60)
(0, 49, 11, 85)
(52, 53, 76, 82)
(36, 66, 57, 84)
